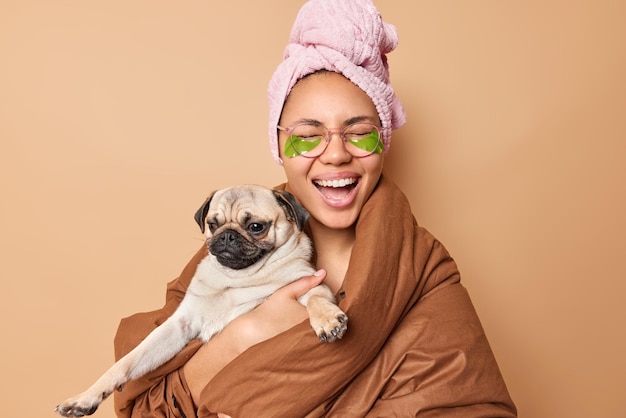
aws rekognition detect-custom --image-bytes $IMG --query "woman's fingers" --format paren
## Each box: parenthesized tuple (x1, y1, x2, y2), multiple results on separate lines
(273, 269, 327, 299)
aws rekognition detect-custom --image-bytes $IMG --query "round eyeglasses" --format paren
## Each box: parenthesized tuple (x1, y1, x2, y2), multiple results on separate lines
(277, 122, 384, 158)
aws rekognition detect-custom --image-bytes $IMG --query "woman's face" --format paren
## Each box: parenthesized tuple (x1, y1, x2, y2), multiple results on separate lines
(278, 72, 384, 230)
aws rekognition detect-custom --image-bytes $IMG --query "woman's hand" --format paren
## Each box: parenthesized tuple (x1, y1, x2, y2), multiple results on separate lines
(230, 269, 327, 349)
(182, 269, 327, 403)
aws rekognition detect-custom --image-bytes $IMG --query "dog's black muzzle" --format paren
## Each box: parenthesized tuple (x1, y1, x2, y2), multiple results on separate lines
(209, 229, 268, 270)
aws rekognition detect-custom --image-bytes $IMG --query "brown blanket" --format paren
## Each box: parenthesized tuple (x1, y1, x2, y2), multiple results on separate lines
(114, 176, 516, 417)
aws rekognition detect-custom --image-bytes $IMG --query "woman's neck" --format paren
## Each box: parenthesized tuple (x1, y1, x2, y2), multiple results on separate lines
(307, 217, 355, 294)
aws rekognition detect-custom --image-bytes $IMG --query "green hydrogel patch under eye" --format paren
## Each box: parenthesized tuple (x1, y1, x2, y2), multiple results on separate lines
(284, 136, 321, 158)
(350, 131, 383, 154)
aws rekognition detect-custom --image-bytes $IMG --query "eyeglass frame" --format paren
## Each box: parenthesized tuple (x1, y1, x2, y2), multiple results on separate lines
(276, 121, 384, 159)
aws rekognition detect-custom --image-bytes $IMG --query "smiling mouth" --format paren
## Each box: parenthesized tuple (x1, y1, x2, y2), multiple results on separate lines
(313, 177, 359, 200)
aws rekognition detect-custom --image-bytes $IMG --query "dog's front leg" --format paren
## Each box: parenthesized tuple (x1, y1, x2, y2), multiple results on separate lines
(300, 285, 348, 343)
(56, 310, 199, 417)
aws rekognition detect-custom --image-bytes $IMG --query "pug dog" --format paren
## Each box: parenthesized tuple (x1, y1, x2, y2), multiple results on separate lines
(56, 184, 348, 417)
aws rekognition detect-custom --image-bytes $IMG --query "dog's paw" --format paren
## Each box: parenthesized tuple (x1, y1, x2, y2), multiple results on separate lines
(310, 308, 348, 343)
(55, 391, 108, 417)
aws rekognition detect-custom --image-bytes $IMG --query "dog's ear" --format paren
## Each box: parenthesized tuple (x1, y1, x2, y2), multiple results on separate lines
(273, 190, 309, 231)
(194, 192, 216, 234)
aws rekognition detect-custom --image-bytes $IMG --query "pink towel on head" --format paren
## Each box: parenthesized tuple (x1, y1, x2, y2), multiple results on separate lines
(267, 0, 406, 164)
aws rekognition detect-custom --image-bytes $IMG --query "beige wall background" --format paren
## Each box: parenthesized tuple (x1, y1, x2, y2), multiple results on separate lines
(1, 1, 624, 417)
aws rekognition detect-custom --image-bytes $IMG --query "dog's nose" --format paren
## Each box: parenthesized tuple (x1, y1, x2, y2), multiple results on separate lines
(220, 230, 237, 244)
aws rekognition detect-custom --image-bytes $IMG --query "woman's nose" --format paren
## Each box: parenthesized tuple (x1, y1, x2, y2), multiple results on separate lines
(318, 132, 352, 164)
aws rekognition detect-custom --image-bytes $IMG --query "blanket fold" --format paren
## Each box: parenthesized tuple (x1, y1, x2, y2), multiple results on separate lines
(114, 175, 516, 417)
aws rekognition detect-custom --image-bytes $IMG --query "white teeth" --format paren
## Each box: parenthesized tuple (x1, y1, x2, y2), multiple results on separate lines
(315, 178, 357, 188)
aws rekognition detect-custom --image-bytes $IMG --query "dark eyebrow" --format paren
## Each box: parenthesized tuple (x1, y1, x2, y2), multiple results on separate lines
(291, 118, 323, 126)
(290, 116, 379, 127)
(344, 116, 379, 126)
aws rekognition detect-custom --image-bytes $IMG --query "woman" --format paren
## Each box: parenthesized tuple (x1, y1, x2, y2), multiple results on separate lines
(114, 0, 516, 416)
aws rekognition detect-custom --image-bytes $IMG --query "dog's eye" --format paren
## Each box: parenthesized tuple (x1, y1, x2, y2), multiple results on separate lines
(207, 220, 219, 232)
(247, 222, 266, 235)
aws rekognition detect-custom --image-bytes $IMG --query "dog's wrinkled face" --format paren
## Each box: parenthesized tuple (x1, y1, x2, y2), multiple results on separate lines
(194, 185, 309, 270)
